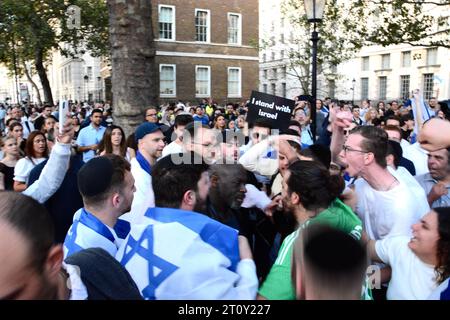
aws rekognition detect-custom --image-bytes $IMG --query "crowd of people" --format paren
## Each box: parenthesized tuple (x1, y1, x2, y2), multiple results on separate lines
(0, 94, 449, 300)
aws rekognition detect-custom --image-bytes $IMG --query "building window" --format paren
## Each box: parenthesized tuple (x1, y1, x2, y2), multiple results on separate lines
(330, 64, 337, 73)
(262, 53, 266, 62)
(280, 50, 285, 59)
(361, 77, 369, 100)
(426, 48, 438, 65)
(271, 83, 276, 95)
(423, 73, 434, 100)
(227, 13, 241, 45)
(400, 75, 410, 100)
(361, 56, 369, 71)
(263, 84, 267, 93)
(195, 9, 210, 42)
(158, 5, 175, 40)
(159, 64, 176, 97)
(67, 65, 71, 84)
(87, 66, 92, 79)
(263, 69, 268, 79)
(272, 68, 277, 79)
(381, 54, 390, 69)
(280, 33, 284, 44)
(271, 51, 275, 61)
(195, 65, 210, 97)
(402, 51, 411, 67)
(282, 66, 286, 78)
(328, 80, 336, 98)
(379, 76, 387, 100)
(228, 67, 241, 97)
(282, 83, 286, 98)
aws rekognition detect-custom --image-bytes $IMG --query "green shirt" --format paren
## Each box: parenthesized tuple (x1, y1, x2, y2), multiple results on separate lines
(258, 198, 364, 300)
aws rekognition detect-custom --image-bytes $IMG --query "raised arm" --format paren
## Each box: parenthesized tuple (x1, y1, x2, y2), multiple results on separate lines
(23, 120, 74, 203)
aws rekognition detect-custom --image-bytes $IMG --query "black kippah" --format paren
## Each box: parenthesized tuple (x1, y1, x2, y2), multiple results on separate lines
(78, 157, 114, 197)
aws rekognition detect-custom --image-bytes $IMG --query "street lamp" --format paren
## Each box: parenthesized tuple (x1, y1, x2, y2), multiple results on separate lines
(83, 75, 89, 102)
(97, 77, 102, 102)
(351, 78, 356, 105)
(304, 0, 326, 143)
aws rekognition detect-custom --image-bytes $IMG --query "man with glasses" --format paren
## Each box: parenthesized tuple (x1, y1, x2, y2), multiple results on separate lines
(145, 106, 159, 124)
(182, 122, 219, 164)
(331, 124, 429, 298)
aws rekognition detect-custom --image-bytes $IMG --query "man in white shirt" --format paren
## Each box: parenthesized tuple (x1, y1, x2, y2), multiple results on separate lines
(121, 122, 165, 224)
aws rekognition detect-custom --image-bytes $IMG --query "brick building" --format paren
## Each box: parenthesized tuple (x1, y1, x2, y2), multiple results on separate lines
(153, 0, 259, 105)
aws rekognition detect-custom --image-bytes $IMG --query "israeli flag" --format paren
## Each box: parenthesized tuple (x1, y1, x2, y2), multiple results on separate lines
(410, 92, 434, 135)
(64, 208, 129, 259)
(116, 207, 244, 300)
(428, 278, 450, 300)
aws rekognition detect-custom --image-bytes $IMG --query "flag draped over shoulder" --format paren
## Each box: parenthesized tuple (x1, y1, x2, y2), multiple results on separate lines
(64, 209, 130, 259)
(116, 207, 242, 300)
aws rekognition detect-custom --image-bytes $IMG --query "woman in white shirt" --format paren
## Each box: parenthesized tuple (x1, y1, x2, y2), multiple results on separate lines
(98, 125, 135, 162)
(367, 207, 450, 300)
(13, 131, 48, 192)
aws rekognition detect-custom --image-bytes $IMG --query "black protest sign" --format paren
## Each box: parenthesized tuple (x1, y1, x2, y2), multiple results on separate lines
(246, 91, 295, 131)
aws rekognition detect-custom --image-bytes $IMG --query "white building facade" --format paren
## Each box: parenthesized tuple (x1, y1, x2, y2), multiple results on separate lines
(259, 0, 450, 104)
(0, 48, 103, 105)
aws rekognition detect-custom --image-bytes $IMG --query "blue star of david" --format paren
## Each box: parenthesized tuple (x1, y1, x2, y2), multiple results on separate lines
(120, 226, 179, 299)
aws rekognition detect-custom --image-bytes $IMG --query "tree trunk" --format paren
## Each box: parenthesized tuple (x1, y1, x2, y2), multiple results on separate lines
(34, 48, 54, 106)
(107, 0, 156, 137)
(22, 62, 42, 105)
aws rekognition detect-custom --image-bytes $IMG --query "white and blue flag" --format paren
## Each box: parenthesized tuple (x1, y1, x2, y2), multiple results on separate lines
(64, 208, 131, 259)
(410, 91, 435, 135)
(116, 207, 250, 300)
(428, 278, 450, 300)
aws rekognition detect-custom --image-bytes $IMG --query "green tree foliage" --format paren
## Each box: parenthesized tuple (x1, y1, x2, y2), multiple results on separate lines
(351, 0, 450, 48)
(280, 0, 450, 95)
(281, 0, 362, 95)
(0, 0, 109, 105)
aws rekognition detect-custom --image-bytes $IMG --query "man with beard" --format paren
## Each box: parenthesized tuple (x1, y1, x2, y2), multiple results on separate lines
(207, 164, 247, 226)
(116, 152, 258, 299)
(64, 155, 135, 259)
(122, 122, 165, 224)
(258, 160, 363, 300)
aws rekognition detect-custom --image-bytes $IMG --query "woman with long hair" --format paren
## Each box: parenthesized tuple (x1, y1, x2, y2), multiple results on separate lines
(13, 131, 48, 192)
(213, 114, 227, 132)
(368, 206, 450, 300)
(41, 115, 57, 152)
(364, 107, 380, 126)
(0, 137, 21, 190)
(97, 125, 134, 161)
(8, 121, 26, 156)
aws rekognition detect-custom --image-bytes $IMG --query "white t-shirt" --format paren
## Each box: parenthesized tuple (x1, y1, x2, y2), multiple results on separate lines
(162, 140, 183, 158)
(375, 236, 438, 300)
(354, 175, 429, 240)
(389, 166, 430, 214)
(13, 157, 47, 184)
(402, 142, 429, 176)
